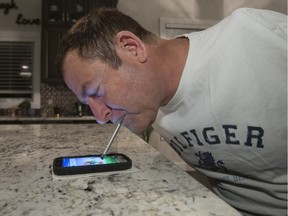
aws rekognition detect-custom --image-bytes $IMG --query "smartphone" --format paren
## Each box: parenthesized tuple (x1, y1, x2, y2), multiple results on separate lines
(53, 153, 132, 176)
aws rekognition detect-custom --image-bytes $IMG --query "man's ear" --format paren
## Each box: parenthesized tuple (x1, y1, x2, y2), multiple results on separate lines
(115, 31, 147, 63)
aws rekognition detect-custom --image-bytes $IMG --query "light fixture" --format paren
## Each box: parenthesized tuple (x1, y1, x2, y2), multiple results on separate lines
(19, 64, 32, 78)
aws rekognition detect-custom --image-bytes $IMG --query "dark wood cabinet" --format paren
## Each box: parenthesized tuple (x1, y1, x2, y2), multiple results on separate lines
(42, 0, 87, 26)
(41, 0, 118, 84)
(41, 27, 66, 84)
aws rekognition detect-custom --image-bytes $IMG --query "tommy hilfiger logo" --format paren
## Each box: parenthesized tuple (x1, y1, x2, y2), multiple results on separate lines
(195, 151, 227, 172)
(169, 125, 264, 156)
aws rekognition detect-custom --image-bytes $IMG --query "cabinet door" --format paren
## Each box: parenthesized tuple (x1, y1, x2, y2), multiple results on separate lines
(41, 27, 66, 84)
(41, 0, 118, 84)
(66, 0, 87, 25)
(42, 0, 66, 26)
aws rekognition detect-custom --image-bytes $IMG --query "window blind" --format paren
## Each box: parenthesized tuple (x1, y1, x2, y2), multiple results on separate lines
(0, 41, 34, 98)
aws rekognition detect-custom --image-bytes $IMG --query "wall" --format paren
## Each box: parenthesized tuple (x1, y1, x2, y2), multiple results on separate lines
(0, 0, 41, 32)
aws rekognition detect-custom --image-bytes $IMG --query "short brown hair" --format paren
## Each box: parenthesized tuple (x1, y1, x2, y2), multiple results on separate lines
(56, 8, 155, 73)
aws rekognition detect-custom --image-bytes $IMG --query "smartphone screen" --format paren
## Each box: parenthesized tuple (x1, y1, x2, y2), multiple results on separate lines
(53, 153, 132, 175)
(62, 155, 127, 167)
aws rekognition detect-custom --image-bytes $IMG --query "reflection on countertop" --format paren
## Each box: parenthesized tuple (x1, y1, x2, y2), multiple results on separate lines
(0, 124, 241, 216)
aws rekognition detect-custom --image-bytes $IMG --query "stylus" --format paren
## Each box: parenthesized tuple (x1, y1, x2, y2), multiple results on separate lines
(101, 114, 126, 158)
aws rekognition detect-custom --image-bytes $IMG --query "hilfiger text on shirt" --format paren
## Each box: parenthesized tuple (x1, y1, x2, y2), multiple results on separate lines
(170, 125, 264, 155)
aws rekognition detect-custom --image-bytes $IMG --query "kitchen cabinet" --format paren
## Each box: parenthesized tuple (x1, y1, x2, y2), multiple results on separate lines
(41, 0, 118, 84)
(42, 0, 87, 26)
(41, 27, 66, 84)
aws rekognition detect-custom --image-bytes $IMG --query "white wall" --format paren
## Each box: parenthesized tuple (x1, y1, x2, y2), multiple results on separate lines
(118, 0, 287, 36)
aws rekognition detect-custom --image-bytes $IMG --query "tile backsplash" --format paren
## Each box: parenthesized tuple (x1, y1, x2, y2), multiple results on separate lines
(0, 83, 92, 118)
(41, 83, 80, 117)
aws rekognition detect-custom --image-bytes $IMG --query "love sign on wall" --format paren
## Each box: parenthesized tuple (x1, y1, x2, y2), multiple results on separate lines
(0, 0, 41, 25)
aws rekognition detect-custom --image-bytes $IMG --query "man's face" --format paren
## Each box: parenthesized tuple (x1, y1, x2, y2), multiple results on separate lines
(63, 50, 160, 135)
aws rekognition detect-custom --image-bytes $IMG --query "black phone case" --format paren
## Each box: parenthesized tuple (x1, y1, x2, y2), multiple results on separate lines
(53, 153, 132, 176)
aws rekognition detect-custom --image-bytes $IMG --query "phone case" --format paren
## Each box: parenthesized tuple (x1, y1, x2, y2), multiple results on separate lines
(53, 153, 132, 176)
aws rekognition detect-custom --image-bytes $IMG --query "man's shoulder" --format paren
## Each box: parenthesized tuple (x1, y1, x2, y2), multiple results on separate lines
(231, 7, 287, 39)
(232, 7, 285, 17)
(232, 8, 286, 28)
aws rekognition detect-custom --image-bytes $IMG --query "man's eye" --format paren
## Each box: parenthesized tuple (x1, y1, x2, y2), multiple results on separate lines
(86, 86, 103, 98)
(87, 88, 99, 97)
(90, 91, 97, 97)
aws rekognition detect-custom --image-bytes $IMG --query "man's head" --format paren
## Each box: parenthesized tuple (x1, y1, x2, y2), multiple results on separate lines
(56, 8, 155, 71)
(56, 8, 165, 135)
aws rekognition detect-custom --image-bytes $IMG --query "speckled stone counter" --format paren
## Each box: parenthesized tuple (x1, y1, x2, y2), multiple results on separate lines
(0, 116, 96, 124)
(0, 124, 241, 216)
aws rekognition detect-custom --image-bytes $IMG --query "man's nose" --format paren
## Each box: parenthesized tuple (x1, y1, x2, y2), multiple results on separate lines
(88, 98, 111, 124)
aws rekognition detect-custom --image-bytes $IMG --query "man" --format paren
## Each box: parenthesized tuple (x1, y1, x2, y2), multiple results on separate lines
(56, 7, 287, 216)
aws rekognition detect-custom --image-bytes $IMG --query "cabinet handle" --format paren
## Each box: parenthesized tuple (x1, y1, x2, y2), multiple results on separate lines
(62, 12, 65, 21)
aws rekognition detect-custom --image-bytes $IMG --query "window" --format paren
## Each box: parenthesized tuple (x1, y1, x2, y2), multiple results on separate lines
(0, 41, 34, 98)
(0, 31, 40, 109)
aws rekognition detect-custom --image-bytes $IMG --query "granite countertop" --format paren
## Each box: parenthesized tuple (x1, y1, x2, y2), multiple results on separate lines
(0, 124, 241, 216)
(0, 116, 96, 124)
